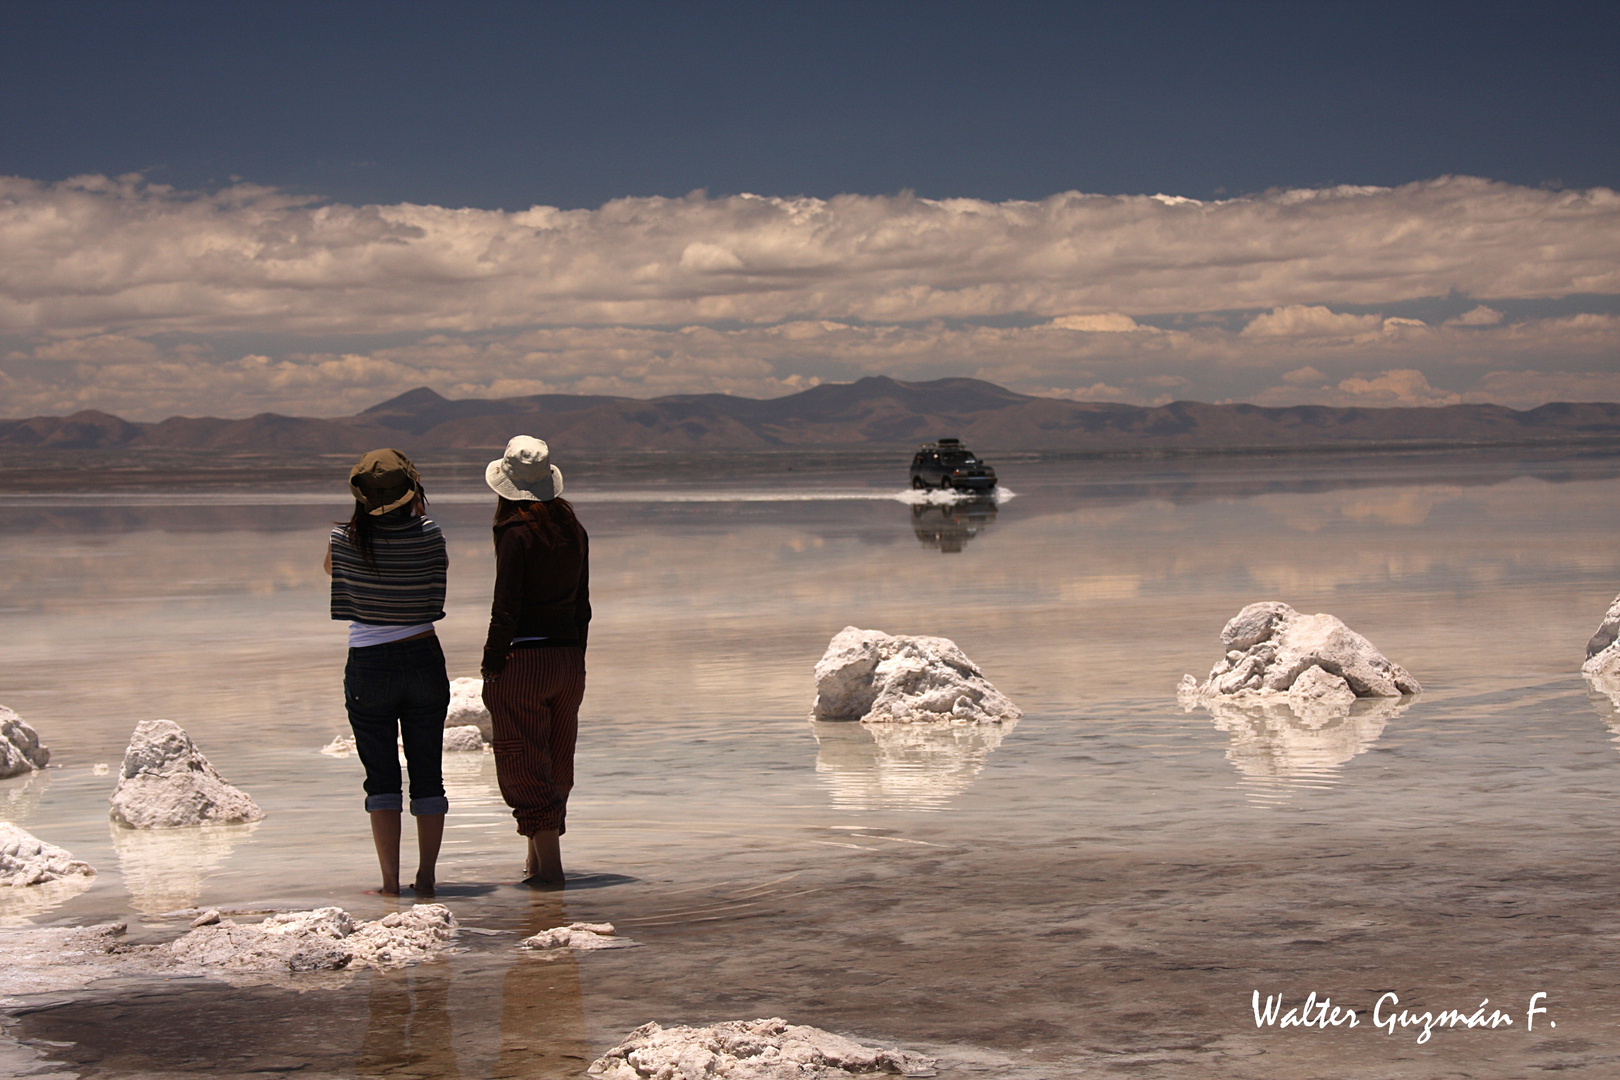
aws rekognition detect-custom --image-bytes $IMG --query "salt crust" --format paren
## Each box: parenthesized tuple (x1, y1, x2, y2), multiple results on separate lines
(0, 822, 94, 887)
(588, 1018, 938, 1079)
(448, 676, 493, 741)
(0, 905, 457, 999)
(1178, 601, 1421, 710)
(520, 920, 638, 951)
(0, 707, 50, 780)
(109, 720, 264, 829)
(166, 904, 457, 972)
(812, 628, 1020, 725)
(1583, 592, 1620, 697)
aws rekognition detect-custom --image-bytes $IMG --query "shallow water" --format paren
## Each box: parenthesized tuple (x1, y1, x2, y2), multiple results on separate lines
(3, 448, 1620, 1077)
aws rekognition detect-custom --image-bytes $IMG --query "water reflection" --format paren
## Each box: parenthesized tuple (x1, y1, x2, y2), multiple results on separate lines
(810, 718, 1018, 810)
(111, 821, 258, 915)
(1583, 671, 1620, 746)
(1189, 696, 1412, 802)
(910, 497, 998, 553)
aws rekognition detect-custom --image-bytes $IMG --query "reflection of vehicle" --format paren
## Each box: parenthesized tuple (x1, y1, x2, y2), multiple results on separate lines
(909, 438, 997, 490)
(912, 499, 999, 553)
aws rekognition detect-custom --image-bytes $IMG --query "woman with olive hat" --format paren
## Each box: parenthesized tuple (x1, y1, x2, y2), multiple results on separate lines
(325, 448, 449, 896)
(481, 435, 590, 886)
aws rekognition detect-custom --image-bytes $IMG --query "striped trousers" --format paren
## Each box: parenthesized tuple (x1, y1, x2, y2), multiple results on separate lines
(483, 647, 586, 836)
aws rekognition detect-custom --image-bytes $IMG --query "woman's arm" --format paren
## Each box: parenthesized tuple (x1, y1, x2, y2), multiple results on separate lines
(323, 540, 333, 576)
(482, 528, 523, 678)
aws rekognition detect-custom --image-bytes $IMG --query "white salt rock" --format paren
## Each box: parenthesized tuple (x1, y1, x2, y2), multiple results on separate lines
(442, 724, 486, 752)
(1181, 602, 1421, 703)
(588, 1017, 938, 1079)
(520, 921, 636, 951)
(92, 763, 110, 776)
(812, 627, 1020, 725)
(166, 903, 455, 973)
(109, 720, 265, 829)
(447, 677, 492, 741)
(0, 822, 95, 887)
(319, 734, 356, 757)
(1583, 592, 1620, 683)
(0, 707, 50, 779)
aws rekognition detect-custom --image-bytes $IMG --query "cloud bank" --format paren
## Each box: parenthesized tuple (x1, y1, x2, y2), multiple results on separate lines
(2, 174, 1616, 417)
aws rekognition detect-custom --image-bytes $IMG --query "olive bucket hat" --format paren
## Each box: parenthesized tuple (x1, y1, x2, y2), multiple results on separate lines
(485, 435, 563, 502)
(349, 448, 422, 515)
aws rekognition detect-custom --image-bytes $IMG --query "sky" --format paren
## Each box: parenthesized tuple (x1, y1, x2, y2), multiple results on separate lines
(1, 0, 1617, 419)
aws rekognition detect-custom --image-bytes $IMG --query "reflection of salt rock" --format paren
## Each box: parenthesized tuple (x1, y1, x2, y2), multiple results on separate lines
(521, 921, 637, 951)
(1197, 695, 1410, 780)
(588, 1018, 937, 1079)
(0, 707, 50, 779)
(448, 677, 492, 741)
(442, 725, 486, 752)
(0, 822, 94, 887)
(110, 720, 264, 829)
(1583, 592, 1620, 681)
(812, 627, 1020, 724)
(320, 734, 356, 757)
(811, 718, 1017, 811)
(112, 821, 256, 915)
(166, 904, 456, 972)
(1181, 602, 1421, 703)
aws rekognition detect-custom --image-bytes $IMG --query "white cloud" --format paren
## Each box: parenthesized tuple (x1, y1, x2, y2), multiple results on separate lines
(2, 173, 1618, 417)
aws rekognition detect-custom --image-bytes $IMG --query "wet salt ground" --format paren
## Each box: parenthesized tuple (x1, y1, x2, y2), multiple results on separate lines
(3, 449, 1620, 1077)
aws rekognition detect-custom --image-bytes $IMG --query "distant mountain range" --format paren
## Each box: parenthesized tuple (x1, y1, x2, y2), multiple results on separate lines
(6, 377, 1620, 453)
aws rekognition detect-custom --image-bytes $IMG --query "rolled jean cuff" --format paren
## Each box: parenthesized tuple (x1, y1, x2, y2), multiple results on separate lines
(410, 795, 449, 816)
(365, 792, 404, 812)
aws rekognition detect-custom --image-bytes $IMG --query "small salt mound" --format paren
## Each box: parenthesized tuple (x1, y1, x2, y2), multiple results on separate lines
(0, 822, 94, 887)
(447, 677, 492, 741)
(588, 1018, 938, 1079)
(1584, 592, 1620, 681)
(1179, 602, 1421, 706)
(442, 724, 486, 752)
(520, 921, 636, 951)
(812, 627, 1020, 725)
(110, 720, 265, 829)
(319, 734, 356, 757)
(0, 707, 50, 780)
(167, 903, 456, 972)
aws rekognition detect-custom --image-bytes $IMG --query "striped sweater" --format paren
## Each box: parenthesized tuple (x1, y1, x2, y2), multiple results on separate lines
(329, 515, 448, 625)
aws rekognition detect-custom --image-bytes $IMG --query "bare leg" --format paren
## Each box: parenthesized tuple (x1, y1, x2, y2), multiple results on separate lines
(369, 809, 402, 895)
(524, 830, 563, 886)
(413, 814, 444, 896)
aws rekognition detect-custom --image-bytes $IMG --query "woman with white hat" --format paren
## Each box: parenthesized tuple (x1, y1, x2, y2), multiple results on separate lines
(326, 448, 449, 896)
(480, 435, 591, 886)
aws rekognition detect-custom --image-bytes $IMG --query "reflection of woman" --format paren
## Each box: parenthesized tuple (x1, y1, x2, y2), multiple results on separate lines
(326, 449, 448, 896)
(481, 436, 590, 886)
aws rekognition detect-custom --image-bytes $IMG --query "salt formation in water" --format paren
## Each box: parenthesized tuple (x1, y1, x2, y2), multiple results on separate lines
(812, 628, 1020, 725)
(520, 920, 637, 951)
(811, 718, 1018, 811)
(1199, 695, 1412, 784)
(448, 676, 493, 741)
(1583, 592, 1620, 685)
(0, 707, 50, 779)
(112, 821, 257, 915)
(442, 724, 486, 752)
(109, 720, 265, 828)
(1179, 601, 1421, 705)
(167, 904, 457, 972)
(588, 1018, 938, 1079)
(0, 823, 94, 887)
(320, 734, 356, 757)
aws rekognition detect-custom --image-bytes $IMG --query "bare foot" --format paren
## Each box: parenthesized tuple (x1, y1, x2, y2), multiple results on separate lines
(411, 878, 436, 897)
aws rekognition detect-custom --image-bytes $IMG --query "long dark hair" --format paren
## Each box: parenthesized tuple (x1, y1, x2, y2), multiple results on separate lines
(341, 488, 427, 569)
(494, 496, 582, 549)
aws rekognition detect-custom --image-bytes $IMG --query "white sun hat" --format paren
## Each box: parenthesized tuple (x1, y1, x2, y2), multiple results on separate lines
(485, 435, 564, 501)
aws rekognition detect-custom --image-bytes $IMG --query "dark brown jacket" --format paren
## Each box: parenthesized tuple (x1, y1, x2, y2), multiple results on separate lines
(481, 516, 590, 676)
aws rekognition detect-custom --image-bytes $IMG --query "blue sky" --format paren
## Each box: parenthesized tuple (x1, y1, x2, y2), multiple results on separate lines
(1, 0, 1617, 418)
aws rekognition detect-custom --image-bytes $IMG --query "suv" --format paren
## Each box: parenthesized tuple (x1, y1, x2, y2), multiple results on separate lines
(909, 438, 998, 491)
